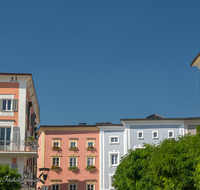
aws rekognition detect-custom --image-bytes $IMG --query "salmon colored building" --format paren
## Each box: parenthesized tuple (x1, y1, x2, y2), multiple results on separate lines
(0, 73, 40, 190)
(37, 124, 99, 190)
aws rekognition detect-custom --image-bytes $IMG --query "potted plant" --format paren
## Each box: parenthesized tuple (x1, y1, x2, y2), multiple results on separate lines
(52, 146, 61, 151)
(86, 146, 95, 151)
(25, 136, 35, 151)
(68, 166, 79, 172)
(85, 165, 96, 171)
(69, 146, 78, 151)
(51, 165, 62, 172)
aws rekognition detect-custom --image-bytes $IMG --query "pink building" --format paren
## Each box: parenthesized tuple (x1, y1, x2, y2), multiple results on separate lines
(37, 124, 99, 190)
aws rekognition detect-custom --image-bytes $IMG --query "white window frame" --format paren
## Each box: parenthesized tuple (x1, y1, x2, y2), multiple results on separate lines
(69, 184, 77, 190)
(70, 157, 77, 167)
(108, 150, 120, 167)
(53, 142, 59, 147)
(88, 142, 94, 147)
(0, 95, 15, 117)
(52, 157, 60, 166)
(137, 131, 143, 139)
(109, 136, 119, 144)
(52, 184, 59, 190)
(2, 99, 12, 111)
(109, 173, 115, 189)
(152, 131, 158, 139)
(168, 130, 174, 138)
(70, 142, 77, 147)
(87, 157, 94, 166)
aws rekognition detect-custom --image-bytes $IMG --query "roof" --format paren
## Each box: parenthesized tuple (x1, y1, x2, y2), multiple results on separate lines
(0, 73, 32, 76)
(39, 125, 96, 128)
(121, 113, 200, 121)
(96, 121, 123, 126)
(190, 52, 200, 66)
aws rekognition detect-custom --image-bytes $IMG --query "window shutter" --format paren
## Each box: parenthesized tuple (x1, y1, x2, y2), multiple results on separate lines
(13, 99, 18, 111)
(13, 127, 20, 141)
(0, 99, 2, 111)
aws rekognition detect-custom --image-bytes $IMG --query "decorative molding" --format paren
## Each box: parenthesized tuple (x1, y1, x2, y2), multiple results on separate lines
(51, 153, 62, 157)
(68, 179, 79, 184)
(85, 179, 97, 184)
(69, 138, 79, 140)
(52, 138, 62, 140)
(85, 154, 97, 157)
(68, 154, 79, 157)
(86, 137, 96, 140)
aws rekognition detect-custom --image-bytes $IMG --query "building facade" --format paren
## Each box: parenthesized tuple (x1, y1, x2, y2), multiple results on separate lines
(0, 73, 40, 189)
(97, 114, 200, 190)
(37, 124, 99, 190)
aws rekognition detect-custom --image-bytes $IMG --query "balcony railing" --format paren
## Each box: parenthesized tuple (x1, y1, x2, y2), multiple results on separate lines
(0, 140, 38, 152)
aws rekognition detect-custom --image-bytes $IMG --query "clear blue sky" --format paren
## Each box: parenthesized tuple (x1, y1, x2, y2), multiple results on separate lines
(1, 0, 200, 125)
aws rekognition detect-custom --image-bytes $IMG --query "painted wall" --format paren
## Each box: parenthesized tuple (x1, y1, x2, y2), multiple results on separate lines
(129, 125, 180, 149)
(38, 127, 99, 190)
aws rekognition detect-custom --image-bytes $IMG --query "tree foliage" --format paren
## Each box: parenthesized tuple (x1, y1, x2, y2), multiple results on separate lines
(113, 131, 200, 190)
(0, 165, 21, 190)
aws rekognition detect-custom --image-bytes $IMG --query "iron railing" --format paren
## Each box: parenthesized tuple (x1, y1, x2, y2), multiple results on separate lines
(0, 140, 38, 151)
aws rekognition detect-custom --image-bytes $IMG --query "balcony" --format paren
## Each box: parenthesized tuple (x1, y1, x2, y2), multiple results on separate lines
(0, 140, 38, 155)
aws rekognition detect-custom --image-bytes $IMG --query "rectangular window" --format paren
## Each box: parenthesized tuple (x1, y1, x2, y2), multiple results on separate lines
(52, 158, 59, 166)
(88, 142, 94, 147)
(2, 100, 12, 111)
(70, 158, 77, 167)
(137, 131, 143, 139)
(53, 142, 59, 147)
(152, 131, 158, 139)
(70, 142, 76, 147)
(111, 155, 118, 165)
(87, 184, 94, 190)
(87, 157, 94, 166)
(69, 185, 77, 190)
(111, 137, 118, 143)
(52, 184, 59, 190)
(168, 131, 174, 138)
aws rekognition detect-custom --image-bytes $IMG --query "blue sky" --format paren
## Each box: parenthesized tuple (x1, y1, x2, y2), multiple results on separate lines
(1, 1, 200, 125)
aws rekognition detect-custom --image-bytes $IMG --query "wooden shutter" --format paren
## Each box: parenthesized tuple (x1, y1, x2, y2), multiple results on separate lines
(13, 99, 18, 111)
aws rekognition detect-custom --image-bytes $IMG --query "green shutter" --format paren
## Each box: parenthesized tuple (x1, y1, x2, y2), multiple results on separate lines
(13, 99, 18, 111)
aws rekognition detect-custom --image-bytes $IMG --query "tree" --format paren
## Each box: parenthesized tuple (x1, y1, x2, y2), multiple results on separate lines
(113, 131, 200, 190)
(0, 165, 22, 190)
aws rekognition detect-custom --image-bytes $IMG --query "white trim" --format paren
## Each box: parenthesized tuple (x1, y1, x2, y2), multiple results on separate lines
(109, 172, 115, 189)
(0, 94, 15, 117)
(108, 150, 120, 167)
(133, 144, 145, 150)
(137, 131, 143, 139)
(168, 130, 174, 138)
(109, 136, 119, 144)
(152, 131, 158, 139)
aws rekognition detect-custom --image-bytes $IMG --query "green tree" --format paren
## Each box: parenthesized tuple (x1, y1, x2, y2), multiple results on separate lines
(113, 131, 200, 190)
(0, 165, 21, 190)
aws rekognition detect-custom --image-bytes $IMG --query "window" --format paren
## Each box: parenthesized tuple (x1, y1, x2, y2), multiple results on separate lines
(109, 173, 115, 189)
(53, 142, 59, 147)
(87, 157, 94, 166)
(111, 154, 118, 165)
(88, 142, 94, 147)
(109, 151, 120, 167)
(2, 100, 12, 111)
(70, 158, 77, 167)
(152, 131, 158, 139)
(87, 184, 94, 190)
(52, 184, 59, 190)
(69, 185, 77, 190)
(0, 127, 11, 150)
(70, 142, 76, 147)
(110, 136, 119, 144)
(52, 158, 59, 166)
(168, 130, 174, 138)
(137, 131, 143, 139)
